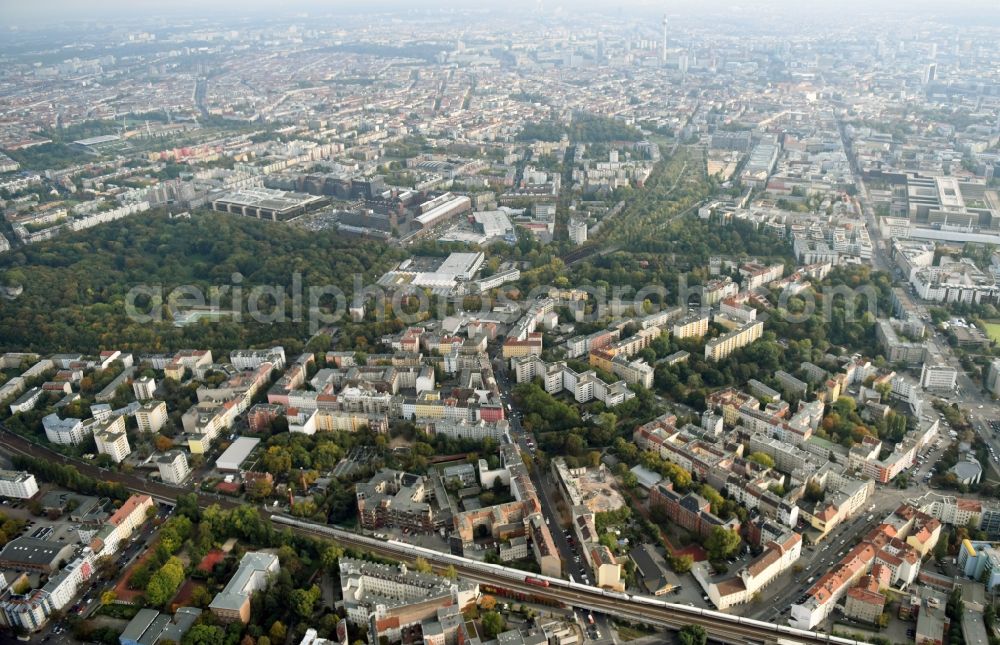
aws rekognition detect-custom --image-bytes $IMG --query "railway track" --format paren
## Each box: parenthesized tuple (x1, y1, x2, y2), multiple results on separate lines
(276, 516, 860, 645)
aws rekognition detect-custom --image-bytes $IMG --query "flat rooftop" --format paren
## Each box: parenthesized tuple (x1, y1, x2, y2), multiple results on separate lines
(213, 188, 325, 213)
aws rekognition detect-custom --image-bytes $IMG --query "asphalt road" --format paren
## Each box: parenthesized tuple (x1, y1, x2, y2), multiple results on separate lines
(494, 359, 616, 643)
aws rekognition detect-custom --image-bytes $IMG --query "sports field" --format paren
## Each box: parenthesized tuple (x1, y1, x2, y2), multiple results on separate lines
(981, 321, 1000, 343)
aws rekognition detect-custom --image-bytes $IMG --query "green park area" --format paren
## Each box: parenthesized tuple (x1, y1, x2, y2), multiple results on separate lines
(982, 321, 1000, 343)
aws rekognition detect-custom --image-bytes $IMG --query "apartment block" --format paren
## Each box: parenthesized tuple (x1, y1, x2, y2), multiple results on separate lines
(339, 557, 477, 645)
(135, 400, 168, 434)
(701, 278, 739, 306)
(875, 319, 927, 366)
(843, 569, 889, 624)
(791, 522, 923, 630)
(705, 320, 764, 361)
(90, 495, 154, 554)
(157, 451, 191, 485)
(704, 531, 802, 610)
(42, 414, 89, 445)
(230, 346, 286, 371)
(356, 469, 450, 533)
(93, 416, 131, 463)
(132, 376, 156, 401)
(672, 312, 710, 339)
(0, 471, 38, 499)
(8, 387, 43, 415)
(649, 481, 740, 541)
(920, 363, 957, 391)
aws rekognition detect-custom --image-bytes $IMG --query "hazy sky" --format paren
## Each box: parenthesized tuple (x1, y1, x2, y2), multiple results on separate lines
(2, 0, 998, 26)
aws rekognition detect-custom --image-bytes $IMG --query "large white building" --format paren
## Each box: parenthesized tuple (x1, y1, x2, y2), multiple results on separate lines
(132, 376, 157, 401)
(339, 557, 478, 644)
(512, 355, 635, 407)
(42, 414, 89, 445)
(93, 416, 131, 463)
(215, 437, 260, 471)
(157, 451, 191, 485)
(910, 260, 999, 304)
(0, 548, 96, 632)
(135, 400, 168, 434)
(423, 419, 510, 442)
(378, 252, 485, 295)
(705, 320, 764, 361)
(0, 470, 38, 499)
(91, 494, 154, 555)
(230, 346, 286, 371)
(987, 359, 1000, 398)
(8, 387, 43, 415)
(920, 363, 958, 391)
(568, 219, 588, 245)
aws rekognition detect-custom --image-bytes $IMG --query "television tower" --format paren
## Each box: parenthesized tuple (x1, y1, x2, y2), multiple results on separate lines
(661, 14, 668, 64)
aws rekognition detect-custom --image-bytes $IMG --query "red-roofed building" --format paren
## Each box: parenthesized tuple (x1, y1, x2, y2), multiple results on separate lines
(502, 333, 543, 359)
(90, 494, 154, 554)
(844, 574, 887, 624)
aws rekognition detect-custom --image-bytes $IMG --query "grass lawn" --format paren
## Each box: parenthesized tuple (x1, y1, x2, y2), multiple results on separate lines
(982, 321, 1000, 343)
(614, 622, 657, 641)
(96, 603, 141, 620)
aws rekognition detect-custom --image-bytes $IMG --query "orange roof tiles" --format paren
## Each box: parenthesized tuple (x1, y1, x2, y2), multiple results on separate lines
(109, 495, 152, 526)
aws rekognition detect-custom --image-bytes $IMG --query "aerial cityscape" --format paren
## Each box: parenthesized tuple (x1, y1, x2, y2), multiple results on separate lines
(1, 1, 1000, 644)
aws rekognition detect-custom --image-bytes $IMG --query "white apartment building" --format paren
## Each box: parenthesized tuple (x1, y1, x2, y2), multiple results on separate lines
(701, 278, 739, 306)
(230, 346, 286, 371)
(339, 557, 478, 644)
(568, 219, 588, 245)
(0, 470, 38, 499)
(511, 356, 635, 407)
(705, 532, 802, 610)
(135, 400, 168, 434)
(920, 363, 957, 391)
(987, 359, 1000, 398)
(99, 495, 154, 554)
(705, 320, 765, 361)
(42, 550, 95, 612)
(673, 313, 710, 339)
(42, 414, 89, 445)
(424, 419, 510, 442)
(910, 260, 999, 304)
(157, 451, 190, 485)
(0, 549, 96, 632)
(8, 387, 43, 415)
(94, 418, 131, 464)
(132, 376, 157, 401)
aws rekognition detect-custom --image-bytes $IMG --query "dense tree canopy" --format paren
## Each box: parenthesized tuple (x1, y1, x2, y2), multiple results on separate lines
(0, 212, 403, 353)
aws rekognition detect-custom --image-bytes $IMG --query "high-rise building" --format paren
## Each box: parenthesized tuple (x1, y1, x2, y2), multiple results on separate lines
(987, 360, 1000, 398)
(661, 15, 668, 64)
(135, 400, 168, 434)
(132, 376, 156, 401)
(0, 471, 38, 499)
(157, 451, 190, 485)
(568, 219, 588, 245)
(923, 63, 937, 85)
(94, 416, 131, 463)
